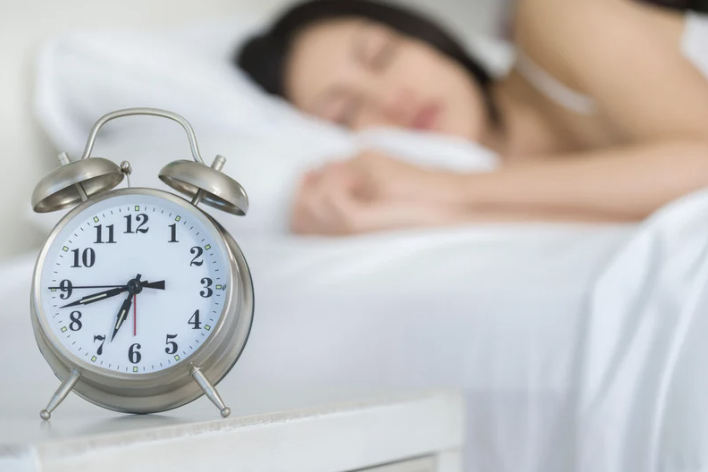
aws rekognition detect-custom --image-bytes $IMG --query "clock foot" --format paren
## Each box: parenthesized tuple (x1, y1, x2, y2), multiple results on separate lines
(39, 370, 81, 420)
(190, 367, 230, 418)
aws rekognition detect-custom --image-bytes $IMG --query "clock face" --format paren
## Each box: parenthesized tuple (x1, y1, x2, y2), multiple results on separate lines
(36, 192, 233, 375)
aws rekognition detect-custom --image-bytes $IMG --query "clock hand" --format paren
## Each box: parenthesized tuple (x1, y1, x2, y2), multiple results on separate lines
(111, 274, 140, 342)
(133, 293, 138, 337)
(60, 280, 166, 308)
(110, 292, 134, 342)
(48, 284, 125, 290)
(61, 286, 126, 308)
(143, 280, 166, 290)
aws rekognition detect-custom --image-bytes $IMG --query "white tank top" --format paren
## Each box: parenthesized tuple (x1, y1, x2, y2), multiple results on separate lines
(514, 12, 708, 115)
(682, 12, 708, 78)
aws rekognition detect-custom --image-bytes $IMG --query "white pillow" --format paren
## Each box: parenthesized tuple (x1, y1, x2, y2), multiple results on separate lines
(31, 16, 512, 234)
(34, 15, 514, 155)
(34, 19, 344, 152)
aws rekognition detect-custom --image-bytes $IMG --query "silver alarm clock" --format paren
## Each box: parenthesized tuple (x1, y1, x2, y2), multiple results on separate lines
(30, 108, 254, 420)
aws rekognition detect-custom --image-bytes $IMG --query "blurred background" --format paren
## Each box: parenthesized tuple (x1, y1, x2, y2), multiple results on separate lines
(0, 0, 510, 263)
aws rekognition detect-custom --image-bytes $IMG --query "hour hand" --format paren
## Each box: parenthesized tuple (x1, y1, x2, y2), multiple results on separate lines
(142, 280, 165, 290)
(61, 286, 127, 308)
(110, 292, 134, 342)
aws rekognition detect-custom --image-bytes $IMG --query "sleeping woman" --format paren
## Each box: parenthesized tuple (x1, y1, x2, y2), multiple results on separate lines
(237, 0, 708, 235)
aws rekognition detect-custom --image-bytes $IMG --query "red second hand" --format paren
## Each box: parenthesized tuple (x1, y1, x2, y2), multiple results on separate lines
(133, 294, 137, 336)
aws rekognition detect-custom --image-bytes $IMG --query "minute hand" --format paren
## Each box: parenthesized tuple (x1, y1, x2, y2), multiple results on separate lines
(60, 280, 166, 308)
(61, 286, 126, 308)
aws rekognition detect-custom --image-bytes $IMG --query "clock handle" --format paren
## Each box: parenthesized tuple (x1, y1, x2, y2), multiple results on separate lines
(39, 370, 81, 420)
(191, 366, 231, 418)
(79, 108, 207, 164)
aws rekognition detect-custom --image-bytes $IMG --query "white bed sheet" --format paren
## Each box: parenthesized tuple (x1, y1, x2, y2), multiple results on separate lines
(576, 187, 708, 472)
(19, 188, 708, 470)
(18, 145, 708, 472)
(236, 224, 633, 471)
(0, 221, 633, 472)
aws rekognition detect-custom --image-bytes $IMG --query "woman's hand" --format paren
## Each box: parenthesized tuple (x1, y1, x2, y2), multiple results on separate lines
(344, 151, 459, 204)
(290, 159, 465, 236)
(290, 155, 620, 232)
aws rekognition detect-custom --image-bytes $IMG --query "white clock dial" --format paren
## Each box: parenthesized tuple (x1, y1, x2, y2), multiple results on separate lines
(37, 193, 232, 375)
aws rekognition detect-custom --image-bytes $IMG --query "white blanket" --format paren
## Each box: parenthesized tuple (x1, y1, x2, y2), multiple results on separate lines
(10, 187, 708, 470)
(576, 187, 708, 471)
(0, 218, 629, 471)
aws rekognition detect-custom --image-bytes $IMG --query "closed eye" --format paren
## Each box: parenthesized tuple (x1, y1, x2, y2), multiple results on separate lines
(371, 36, 397, 71)
(355, 24, 398, 72)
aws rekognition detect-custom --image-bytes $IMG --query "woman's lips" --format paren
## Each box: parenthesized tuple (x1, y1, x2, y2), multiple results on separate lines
(410, 102, 441, 131)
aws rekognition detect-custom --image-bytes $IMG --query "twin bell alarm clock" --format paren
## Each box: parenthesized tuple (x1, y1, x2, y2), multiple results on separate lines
(29, 108, 254, 420)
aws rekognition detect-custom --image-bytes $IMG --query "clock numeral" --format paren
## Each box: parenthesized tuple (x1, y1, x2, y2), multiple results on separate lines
(59, 279, 73, 299)
(168, 224, 179, 243)
(190, 246, 204, 266)
(124, 214, 149, 234)
(69, 311, 83, 331)
(188, 310, 201, 329)
(93, 335, 106, 355)
(165, 334, 178, 354)
(71, 248, 96, 268)
(94, 224, 116, 244)
(200, 278, 213, 298)
(128, 343, 142, 364)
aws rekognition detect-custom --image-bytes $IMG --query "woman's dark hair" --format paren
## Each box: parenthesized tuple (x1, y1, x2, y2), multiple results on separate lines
(236, 0, 499, 123)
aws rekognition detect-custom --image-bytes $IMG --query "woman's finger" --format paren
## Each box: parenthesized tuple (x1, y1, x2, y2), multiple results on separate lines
(291, 163, 357, 235)
(291, 171, 327, 234)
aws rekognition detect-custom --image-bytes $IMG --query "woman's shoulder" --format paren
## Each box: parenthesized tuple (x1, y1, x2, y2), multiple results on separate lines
(510, 0, 614, 85)
(512, 0, 708, 142)
(511, 0, 684, 97)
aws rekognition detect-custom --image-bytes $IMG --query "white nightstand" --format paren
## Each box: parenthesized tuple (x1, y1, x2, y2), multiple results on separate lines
(0, 388, 464, 472)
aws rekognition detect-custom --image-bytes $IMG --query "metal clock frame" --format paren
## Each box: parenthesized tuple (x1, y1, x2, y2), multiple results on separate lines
(31, 188, 254, 416)
(29, 108, 254, 420)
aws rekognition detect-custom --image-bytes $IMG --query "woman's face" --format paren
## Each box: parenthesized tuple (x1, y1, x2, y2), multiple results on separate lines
(285, 18, 488, 140)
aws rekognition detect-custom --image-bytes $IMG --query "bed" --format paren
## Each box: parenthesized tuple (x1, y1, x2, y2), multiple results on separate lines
(11, 186, 708, 471)
(3, 219, 633, 471)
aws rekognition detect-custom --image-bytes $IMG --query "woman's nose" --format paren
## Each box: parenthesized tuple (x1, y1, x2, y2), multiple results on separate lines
(377, 87, 417, 125)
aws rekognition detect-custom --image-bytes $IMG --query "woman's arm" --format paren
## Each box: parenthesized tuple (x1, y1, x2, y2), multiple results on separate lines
(441, 0, 708, 220)
(442, 140, 708, 219)
(290, 161, 628, 236)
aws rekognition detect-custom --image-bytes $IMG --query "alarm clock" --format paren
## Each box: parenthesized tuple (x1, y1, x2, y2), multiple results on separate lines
(30, 108, 254, 420)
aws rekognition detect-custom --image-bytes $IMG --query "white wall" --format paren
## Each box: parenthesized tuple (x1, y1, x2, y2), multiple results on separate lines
(0, 0, 508, 262)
